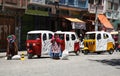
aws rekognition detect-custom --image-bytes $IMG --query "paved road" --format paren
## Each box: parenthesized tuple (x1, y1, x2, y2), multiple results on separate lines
(0, 51, 120, 76)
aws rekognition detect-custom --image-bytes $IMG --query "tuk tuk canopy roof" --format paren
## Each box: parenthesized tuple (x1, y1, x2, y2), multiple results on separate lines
(110, 31, 118, 35)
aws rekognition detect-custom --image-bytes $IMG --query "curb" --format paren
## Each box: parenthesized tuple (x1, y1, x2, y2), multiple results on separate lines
(0, 51, 27, 58)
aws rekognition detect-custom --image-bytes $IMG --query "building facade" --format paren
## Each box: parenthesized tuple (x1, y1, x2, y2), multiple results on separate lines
(88, 0, 120, 31)
(0, 0, 27, 51)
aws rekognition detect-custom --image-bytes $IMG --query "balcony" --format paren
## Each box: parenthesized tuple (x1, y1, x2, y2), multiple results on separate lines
(106, 10, 119, 20)
(88, 4, 104, 14)
(3, 0, 27, 9)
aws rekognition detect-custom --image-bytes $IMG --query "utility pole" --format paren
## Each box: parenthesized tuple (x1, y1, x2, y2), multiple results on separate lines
(95, 4, 98, 31)
(95, 0, 100, 31)
(111, 0, 114, 22)
(54, 0, 59, 31)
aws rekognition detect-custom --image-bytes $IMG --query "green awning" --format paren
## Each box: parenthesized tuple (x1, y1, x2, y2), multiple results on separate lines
(25, 10, 49, 16)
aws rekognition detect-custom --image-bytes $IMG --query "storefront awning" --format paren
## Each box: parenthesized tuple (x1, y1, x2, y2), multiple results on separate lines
(65, 18, 85, 23)
(98, 14, 113, 29)
(65, 17, 86, 29)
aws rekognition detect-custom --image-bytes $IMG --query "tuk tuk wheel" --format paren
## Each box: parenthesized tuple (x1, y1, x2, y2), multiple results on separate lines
(37, 55, 41, 58)
(28, 53, 33, 59)
(108, 49, 114, 54)
(83, 50, 89, 55)
(75, 50, 80, 56)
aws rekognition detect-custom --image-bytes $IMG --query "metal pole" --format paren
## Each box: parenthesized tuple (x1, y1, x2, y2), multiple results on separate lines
(95, 5, 98, 31)
(111, 0, 114, 22)
(54, 0, 59, 31)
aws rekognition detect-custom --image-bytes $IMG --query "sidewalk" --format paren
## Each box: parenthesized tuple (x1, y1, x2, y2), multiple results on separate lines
(0, 51, 27, 58)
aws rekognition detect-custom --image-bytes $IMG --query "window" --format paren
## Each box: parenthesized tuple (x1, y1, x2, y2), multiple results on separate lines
(66, 34, 69, 41)
(95, 0, 102, 5)
(97, 34, 101, 40)
(28, 34, 41, 40)
(71, 34, 76, 40)
(89, 0, 94, 4)
(68, 0, 74, 5)
(59, 34, 64, 40)
(106, 34, 109, 38)
(49, 33, 53, 39)
(59, 0, 66, 4)
(103, 34, 108, 39)
(114, 3, 118, 10)
(108, 1, 112, 10)
(78, 0, 86, 7)
(85, 33, 95, 39)
(43, 33, 47, 41)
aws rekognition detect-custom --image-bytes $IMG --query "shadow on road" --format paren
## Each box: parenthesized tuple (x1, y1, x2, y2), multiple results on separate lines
(30, 56, 50, 60)
(89, 59, 120, 69)
(0, 56, 5, 58)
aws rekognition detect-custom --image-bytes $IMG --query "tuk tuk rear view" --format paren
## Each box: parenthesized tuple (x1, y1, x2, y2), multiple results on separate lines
(26, 30, 54, 59)
(83, 31, 115, 54)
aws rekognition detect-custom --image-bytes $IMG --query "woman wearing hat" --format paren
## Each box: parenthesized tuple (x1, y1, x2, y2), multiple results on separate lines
(50, 34, 62, 59)
(6, 35, 18, 60)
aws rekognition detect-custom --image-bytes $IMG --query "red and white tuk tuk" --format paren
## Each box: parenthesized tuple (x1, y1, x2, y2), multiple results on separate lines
(26, 30, 54, 59)
(55, 31, 80, 55)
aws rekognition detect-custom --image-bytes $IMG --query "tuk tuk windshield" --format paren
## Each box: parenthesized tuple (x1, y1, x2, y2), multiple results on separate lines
(57, 34, 64, 40)
(85, 33, 95, 39)
(27, 34, 41, 40)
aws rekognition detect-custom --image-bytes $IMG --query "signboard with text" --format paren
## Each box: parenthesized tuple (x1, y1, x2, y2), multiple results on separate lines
(72, 22, 86, 30)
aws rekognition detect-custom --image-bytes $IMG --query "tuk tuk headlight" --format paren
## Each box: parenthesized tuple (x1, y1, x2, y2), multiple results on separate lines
(27, 43, 29, 46)
(33, 43, 36, 46)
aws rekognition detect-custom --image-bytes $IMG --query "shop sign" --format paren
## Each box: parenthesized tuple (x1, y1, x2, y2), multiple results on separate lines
(30, 0, 45, 5)
(72, 22, 86, 30)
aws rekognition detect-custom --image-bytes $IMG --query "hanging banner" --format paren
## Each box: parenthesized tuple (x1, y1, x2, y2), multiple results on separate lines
(30, 0, 45, 5)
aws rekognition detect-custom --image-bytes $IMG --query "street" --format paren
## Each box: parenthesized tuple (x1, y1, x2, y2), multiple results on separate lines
(0, 51, 120, 76)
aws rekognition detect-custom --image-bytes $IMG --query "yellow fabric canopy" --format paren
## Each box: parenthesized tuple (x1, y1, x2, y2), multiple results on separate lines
(65, 18, 85, 23)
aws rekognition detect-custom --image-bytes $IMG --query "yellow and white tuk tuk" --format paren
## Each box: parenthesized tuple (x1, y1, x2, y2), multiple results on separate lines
(83, 31, 115, 54)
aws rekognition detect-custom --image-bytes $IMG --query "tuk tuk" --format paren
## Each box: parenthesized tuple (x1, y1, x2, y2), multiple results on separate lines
(26, 30, 54, 59)
(55, 31, 80, 55)
(83, 31, 115, 54)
